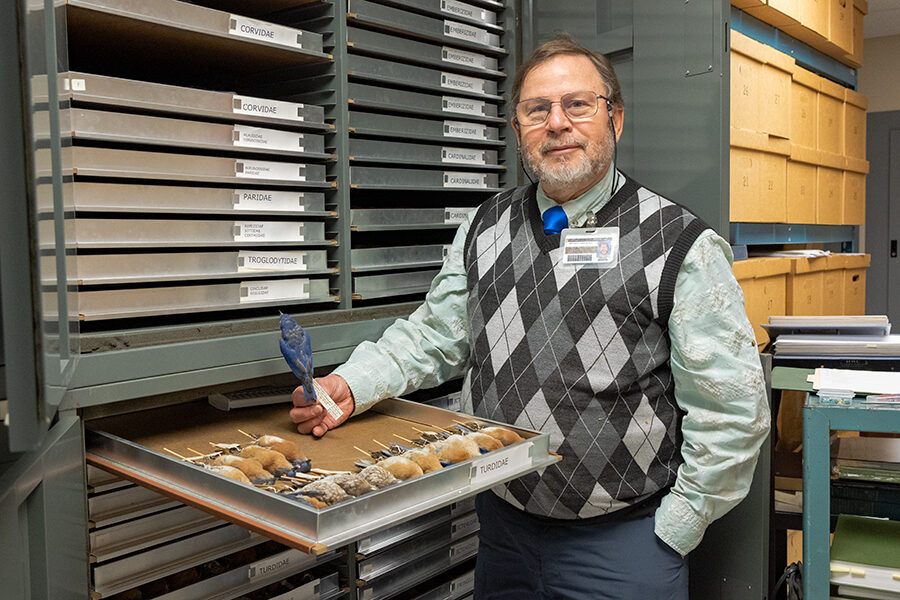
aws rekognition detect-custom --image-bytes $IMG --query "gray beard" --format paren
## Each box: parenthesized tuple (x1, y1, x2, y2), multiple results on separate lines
(522, 131, 614, 190)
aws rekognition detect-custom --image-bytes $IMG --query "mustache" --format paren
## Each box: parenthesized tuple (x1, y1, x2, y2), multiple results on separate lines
(539, 135, 586, 153)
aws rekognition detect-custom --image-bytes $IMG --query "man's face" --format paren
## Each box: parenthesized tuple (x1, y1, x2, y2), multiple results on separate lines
(513, 54, 624, 201)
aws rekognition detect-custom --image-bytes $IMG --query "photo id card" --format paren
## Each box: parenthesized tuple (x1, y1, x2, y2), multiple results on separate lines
(560, 227, 619, 268)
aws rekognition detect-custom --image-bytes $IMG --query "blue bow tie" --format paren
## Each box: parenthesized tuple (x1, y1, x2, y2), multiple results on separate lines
(542, 205, 568, 235)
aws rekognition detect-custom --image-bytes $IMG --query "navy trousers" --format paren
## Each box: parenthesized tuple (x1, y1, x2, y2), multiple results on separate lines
(474, 491, 689, 599)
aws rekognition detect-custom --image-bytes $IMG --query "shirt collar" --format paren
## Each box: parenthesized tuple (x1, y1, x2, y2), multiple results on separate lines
(535, 168, 625, 227)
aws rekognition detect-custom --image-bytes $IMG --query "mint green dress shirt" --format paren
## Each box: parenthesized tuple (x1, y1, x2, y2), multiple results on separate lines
(334, 169, 771, 556)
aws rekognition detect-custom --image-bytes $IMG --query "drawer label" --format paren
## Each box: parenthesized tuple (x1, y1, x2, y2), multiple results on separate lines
(442, 146, 486, 165)
(233, 95, 306, 122)
(444, 172, 487, 189)
(238, 250, 307, 272)
(441, 72, 485, 94)
(444, 20, 490, 46)
(442, 46, 486, 69)
(267, 578, 320, 600)
(451, 512, 480, 539)
(444, 206, 476, 224)
(240, 278, 309, 303)
(449, 535, 479, 560)
(441, 0, 478, 20)
(442, 96, 486, 116)
(64, 78, 86, 91)
(229, 15, 305, 50)
(233, 125, 305, 153)
(234, 221, 304, 242)
(450, 570, 476, 594)
(442, 244, 451, 258)
(235, 160, 307, 182)
(234, 189, 307, 212)
(470, 442, 533, 486)
(443, 120, 486, 139)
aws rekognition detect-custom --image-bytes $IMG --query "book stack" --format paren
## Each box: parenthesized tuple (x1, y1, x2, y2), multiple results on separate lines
(830, 514, 900, 599)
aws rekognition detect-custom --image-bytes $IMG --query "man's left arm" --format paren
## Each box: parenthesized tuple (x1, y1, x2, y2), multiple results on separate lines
(654, 229, 771, 556)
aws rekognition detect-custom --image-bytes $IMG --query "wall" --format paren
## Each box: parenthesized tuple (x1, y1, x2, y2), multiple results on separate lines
(858, 34, 900, 112)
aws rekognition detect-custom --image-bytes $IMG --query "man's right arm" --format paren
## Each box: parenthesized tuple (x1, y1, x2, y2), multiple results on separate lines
(290, 214, 474, 434)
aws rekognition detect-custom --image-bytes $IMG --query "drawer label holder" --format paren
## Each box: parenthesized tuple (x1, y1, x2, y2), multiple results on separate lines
(470, 442, 533, 486)
(444, 207, 476, 224)
(233, 125, 304, 153)
(229, 15, 306, 50)
(443, 20, 490, 46)
(235, 160, 307, 182)
(443, 172, 488, 189)
(233, 189, 307, 212)
(441, 146, 486, 165)
(238, 250, 308, 272)
(441, 46, 486, 69)
(233, 221, 304, 242)
(443, 120, 487, 140)
(442, 96, 486, 117)
(441, 72, 485, 94)
(233, 95, 306, 122)
(240, 278, 310, 303)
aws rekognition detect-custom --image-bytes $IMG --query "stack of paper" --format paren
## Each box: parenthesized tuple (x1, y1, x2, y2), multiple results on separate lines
(765, 315, 892, 337)
(775, 335, 900, 357)
(830, 515, 900, 599)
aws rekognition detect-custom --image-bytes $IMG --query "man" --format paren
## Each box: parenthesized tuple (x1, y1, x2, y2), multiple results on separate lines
(291, 34, 770, 599)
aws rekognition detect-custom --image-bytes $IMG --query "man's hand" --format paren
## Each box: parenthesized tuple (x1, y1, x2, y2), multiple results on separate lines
(289, 373, 355, 437)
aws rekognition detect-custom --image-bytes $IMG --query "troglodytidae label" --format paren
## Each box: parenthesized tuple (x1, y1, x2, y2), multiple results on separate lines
(237, 250, 307, 272)
(239, 278, 309, 303)
(233, 125, 304, 153)
(233, 95, 306, 122)
(470, 442, 533, 486)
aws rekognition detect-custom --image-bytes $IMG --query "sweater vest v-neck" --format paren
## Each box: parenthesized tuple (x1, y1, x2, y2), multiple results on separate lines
(461, 176, 709, 519)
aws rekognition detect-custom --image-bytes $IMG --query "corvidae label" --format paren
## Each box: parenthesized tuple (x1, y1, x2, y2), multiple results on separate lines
(237, 250, 307, 272)
(443, 120, 486, 140)
(441, 72, 485, 94)
(233, 221, 304, 242)
(442, 96, 485, 116)
(233, 125, 304, 153)
(235, 159, 306, 182)
(233, 95, 306, 122)
(228, 15, 304, 49)
(441, 146, 485, 165)
(239, 278, 309, 303)
(233, 189, 306, 212)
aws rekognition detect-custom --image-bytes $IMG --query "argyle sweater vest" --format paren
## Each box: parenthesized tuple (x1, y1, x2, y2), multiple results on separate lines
(461, 176, 710, 519)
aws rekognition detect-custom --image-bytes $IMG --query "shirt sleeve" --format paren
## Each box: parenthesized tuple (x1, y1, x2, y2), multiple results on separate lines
(654, 229, 772, 556)
(333, 214, 474, 416)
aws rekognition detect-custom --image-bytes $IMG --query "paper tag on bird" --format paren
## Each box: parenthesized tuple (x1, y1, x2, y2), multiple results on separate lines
(313, 378, 344, 421)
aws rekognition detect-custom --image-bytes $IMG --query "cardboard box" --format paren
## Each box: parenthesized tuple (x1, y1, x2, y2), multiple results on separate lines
(829, 0, 853, 53)
(791, 65, 819, 150)
(817, 164, 844, 224)
(818, 77, 846, 155)
(731, 32, 793, 138)
(800, 0, 829, 37)
(843, 170, 866, 225)
(852, 0, 867, 63)
(768, 0, 800, 21)
(731, 128, 789, 222)
(822, 257, 845, 315)
(844, 87, 868, 160)
(787, 256, 829, 315)
(731, 33, 761, 133)
(733, 257, 792, 348)
(841, 253, 870, 314)
(787, 158, 817, 224)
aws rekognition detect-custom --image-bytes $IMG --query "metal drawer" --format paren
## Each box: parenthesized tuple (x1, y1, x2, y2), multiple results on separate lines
(351, 207, 475, 231)
(351, 244, 447, 272)
(44, 109, 328, 159)
(352, 269, 440, 299)
(64, 0, 327, 68)
(355, 505, 454, 555)
(42, 219, 327, 248)
(366, 0, 501, 30)
(349, 110, 502, 145)
(43, 249, 330, 285)
(357, 534, 479, 600)
(89, 483, 182, 528)
(92, 523, 264, 597)
(38, 146, 329, 187)
(407, 568, 475, 600)
(91, 504, 223, 562)
(347, 83, 503, 124)
(70, 278, 334, 321)
(347, 0, 503, 55)
(347, 54, 500, 100)
(347, 26, 502, 77)
(350, 166, 501, 191)
(185, 0, 324, 19)
(41, 182, 327, 216)
(85, 398, 555, 554)
(36, 71, 327, 130)
(349, 138, 502, 169)
(87, 463, 130, 493)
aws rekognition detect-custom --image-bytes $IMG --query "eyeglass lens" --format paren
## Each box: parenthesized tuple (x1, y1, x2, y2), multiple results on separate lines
(517, 91, 601, 125)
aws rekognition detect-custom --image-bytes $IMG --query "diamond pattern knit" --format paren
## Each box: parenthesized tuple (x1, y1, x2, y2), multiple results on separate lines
(461, 176, 709, 519)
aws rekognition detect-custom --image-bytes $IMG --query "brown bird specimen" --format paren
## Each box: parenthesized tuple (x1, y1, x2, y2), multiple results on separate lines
(430, 434, 480, 463)
(298, 479, 352, 505)
(358, 464, 400, 489)
(404, 447, 443, 473)
(378, 455, 424, 480)
(480, 426, 525, 446)
(205, 464, 251, 484)
(212, 455, 274, 485)
(255, 434, 308, 467)
(239, 445, 293, 476)
(467, 431, 504, 452)
(328, 472, 376, 496)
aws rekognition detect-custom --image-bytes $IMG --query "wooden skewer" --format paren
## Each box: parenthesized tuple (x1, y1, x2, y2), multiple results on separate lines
(411, 426, 426, 434)
(353, 445, 372, 457)
(452, 419, 478, 429)
(282, 474, 318, 482)
(185, 447, 206, 457)
(372, 439, 390, 450)
(237, 429, 256, 440)
(162, 447, 189, 460)
(311, 468, 351, 475)
(393, 433, 415, 443)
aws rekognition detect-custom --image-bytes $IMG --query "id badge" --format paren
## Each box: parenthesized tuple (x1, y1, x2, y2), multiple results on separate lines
(560, 227, 619, 268)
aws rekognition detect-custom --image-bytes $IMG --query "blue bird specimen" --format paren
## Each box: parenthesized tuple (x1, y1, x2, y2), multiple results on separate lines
(279, 313, 316, 403)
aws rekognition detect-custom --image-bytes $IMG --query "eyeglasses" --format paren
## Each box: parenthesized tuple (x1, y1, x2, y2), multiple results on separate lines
(515, 91, 611, 126)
